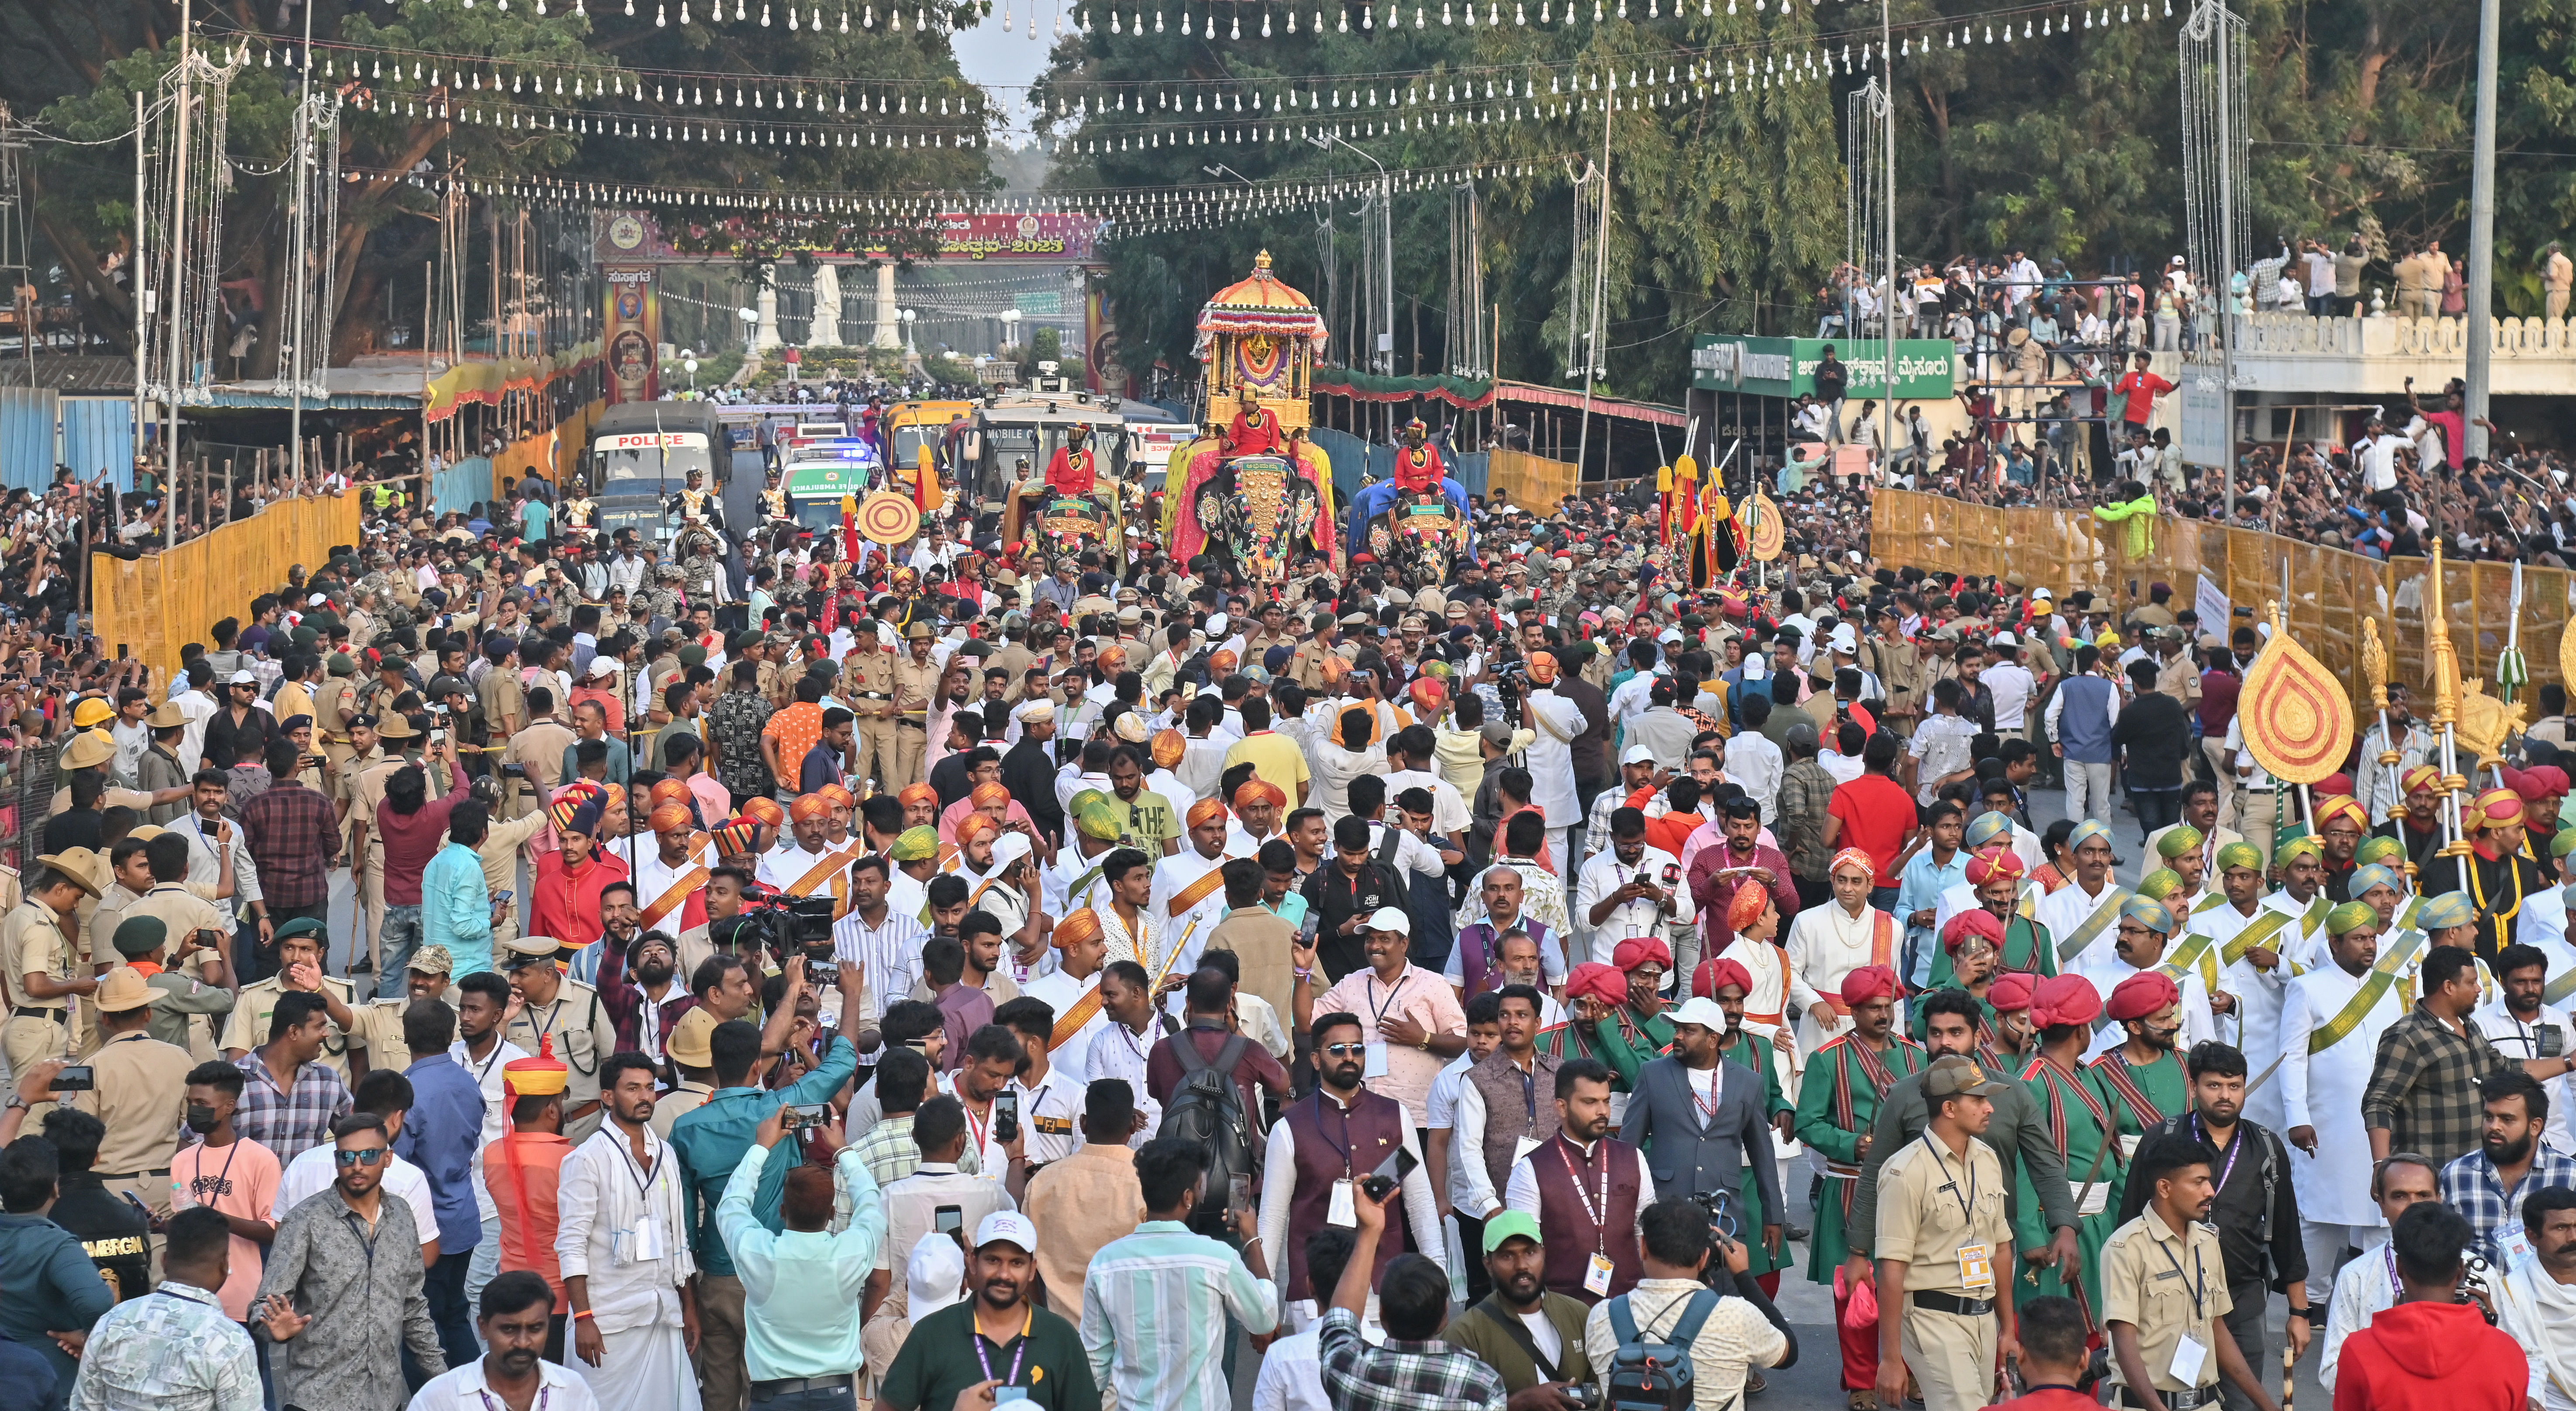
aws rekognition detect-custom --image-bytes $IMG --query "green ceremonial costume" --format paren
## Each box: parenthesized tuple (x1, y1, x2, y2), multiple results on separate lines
(2014, 1052, 2125, 1311)
(1924, 913, 2057, 990)
(1792, 1032, 1927, 1283)
(2086, 1048, 2189, 1216)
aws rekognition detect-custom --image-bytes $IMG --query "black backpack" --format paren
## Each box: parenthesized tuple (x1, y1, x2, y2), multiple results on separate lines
(1155, 1029, 1258, 1233)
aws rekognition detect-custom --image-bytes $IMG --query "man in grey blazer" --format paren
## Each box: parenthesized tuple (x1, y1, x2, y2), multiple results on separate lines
(1618, 996, 1786, 1255)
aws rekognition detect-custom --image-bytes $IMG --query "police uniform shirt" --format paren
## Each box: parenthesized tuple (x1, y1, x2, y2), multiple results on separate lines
(2100, 1207, 2233, 1397)
(501, 978, 616, 1113)
(220, 976, 358, 1081)
(1873, 1130, 2012, 1292)
(84, 1031, 195, 1179)
(1, 900, 71, 1014)
(347, 997, 417, 1073)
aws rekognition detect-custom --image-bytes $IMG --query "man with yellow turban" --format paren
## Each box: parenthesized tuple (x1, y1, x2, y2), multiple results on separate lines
(884, 825, 942, 922)
(2187, 838, 2275, 1054)
(2422, 784, 2552, 959)
(2311, 792, 2371, 903)
(2278, 897, 2409, 1313)
(2380, 762, 2448, 875)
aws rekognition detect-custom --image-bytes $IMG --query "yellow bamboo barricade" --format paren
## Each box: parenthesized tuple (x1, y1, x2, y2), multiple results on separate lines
(1869, 489, 2573, 722)
(90, 491, 363, 683)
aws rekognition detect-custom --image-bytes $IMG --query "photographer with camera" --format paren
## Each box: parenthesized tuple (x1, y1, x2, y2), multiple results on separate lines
(1439, 1211, 1600, 1408)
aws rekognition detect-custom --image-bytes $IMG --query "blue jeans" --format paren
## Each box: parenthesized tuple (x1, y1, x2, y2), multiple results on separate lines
(378, 906, 424, 999)
(423, 1249, 479, 1370)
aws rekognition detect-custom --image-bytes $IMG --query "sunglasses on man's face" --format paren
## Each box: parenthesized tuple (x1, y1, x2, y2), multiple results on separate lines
(334, 1147, 389, 1168)
(1321, 1042, 1368, 1057)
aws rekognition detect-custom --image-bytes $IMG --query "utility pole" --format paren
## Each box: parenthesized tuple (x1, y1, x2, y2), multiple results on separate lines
(1881, 0, 1895, 488)
(287, 0, 314, 489)
(165, 0, 191, 552)
(2465, 0, 2500, 459)
(1575, 84, 1612, 484)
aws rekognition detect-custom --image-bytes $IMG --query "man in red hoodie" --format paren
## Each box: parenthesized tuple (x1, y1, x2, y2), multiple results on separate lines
(2332, 1200, 2529, 1411)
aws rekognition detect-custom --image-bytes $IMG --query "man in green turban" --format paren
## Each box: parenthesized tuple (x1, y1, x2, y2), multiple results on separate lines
(1043, 801, 1126, 918)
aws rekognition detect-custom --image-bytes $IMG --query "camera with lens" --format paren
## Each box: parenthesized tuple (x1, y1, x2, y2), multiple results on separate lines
(1559, 1382, 1603, 1409)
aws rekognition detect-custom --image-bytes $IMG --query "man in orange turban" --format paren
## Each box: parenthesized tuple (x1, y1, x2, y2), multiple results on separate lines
(817, 781, 858, 846)
(631, 797, 715, 937)
(757, 792, 855, 915)
(896, 782, 940, 831)
(739, 793, 786, 852)
(936, 776, 1040, 853)
(1149, 795, 1238, 941)
(1231, 779, 1287, 850)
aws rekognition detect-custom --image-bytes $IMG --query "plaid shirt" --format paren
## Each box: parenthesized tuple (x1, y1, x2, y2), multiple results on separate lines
(2438, 1138, 2576, 1269)
(230, 1049, 352, 1165)
(238, 780, 340, 908)
(1317, 1306, 1507, 1411)
(2362, 1003, 2521, 1166)
(852, 1110, 927, 1188)
(1774, 758, 1837, 880)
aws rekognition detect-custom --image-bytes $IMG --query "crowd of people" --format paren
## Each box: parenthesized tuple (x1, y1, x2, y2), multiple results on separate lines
(5, 371, 2576, 1411)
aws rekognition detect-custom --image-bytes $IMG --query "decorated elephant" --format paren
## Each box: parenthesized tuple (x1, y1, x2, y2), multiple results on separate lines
(1167, 437, 1337, 584)
(1369, 490, 1469, 589)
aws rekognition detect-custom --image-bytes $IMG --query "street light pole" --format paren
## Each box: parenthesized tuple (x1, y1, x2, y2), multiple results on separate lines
(1881, 0, 1895, 490)
(2466, 0, 2500, 459)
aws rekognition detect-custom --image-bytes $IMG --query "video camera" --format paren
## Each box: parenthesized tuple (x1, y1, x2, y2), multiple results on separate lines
(718, 883, 842, 983)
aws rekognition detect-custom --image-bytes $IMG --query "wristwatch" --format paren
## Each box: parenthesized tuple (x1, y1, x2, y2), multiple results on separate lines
(4, 1095, 26, 1112)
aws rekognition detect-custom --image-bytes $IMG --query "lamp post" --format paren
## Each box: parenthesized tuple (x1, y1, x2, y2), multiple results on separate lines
(681, 348, 698, 393)
(899, 308, 918, 355)
(1000, 307, 1022, 357)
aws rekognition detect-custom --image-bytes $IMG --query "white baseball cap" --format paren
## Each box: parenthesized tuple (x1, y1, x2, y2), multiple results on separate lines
(1668, 997, 1731, 1032)
(906, 1233, 967, 1316)
(1990, 630, 2019, 647)
(1365, 906, 1412, 935)
(974, 1210, 1039, 1253)
(1621, 743, 1658, 766)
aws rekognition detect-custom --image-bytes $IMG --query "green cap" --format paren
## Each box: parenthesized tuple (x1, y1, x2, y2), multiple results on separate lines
(272, 916, 328, 946)
(110, 914, 168, 959)
(1483, 1211, 1544, 1256)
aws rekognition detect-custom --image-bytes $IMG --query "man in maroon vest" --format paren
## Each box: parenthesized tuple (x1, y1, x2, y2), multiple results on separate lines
(1261, 1010, 1441, 1320)
(1452, 984, 1563, 1290)
(1500, 1057, 1648, 1305)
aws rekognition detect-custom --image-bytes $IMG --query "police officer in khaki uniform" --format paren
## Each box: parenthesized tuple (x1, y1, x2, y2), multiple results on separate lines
(81, 964, 193, 1224)
(2100, 1136, 2275, 1411)
(219, 916, 361, 1083)
(117, 832, 233, 1058)
(849, 633, 902, 793)
(1, 853, 103, 1114)
(346, 944, 458, 1074)
(106, 914, 233, 1060)
(315, 656, 364, 776)
(499, 932, 617, 1143)
(1288, 612, 1340, 691)
(889, 621, 942, 788)
(1873, 1054, 2019, 1411)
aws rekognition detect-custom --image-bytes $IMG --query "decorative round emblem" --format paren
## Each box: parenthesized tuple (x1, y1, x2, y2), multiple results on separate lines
(858, 491, 921, 545)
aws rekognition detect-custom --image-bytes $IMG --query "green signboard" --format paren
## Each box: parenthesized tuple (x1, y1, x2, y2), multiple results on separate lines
(1690, 335, 1955, 399)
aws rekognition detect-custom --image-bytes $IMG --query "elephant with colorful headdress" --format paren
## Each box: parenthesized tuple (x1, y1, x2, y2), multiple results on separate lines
(1166, 431, 1337, 583)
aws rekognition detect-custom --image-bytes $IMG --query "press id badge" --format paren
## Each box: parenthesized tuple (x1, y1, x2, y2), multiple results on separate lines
(2499, 1221, 2537, 1270)
(2168, 1333, 2210, 1386)
(1328, 1181, 1358, 1228)
(1364, 1042, 1392, 1079)
(1955, 1242, 1994, 1293)
(625, 1217, 666, 1263)
(1585, 1253, 1617, 1297)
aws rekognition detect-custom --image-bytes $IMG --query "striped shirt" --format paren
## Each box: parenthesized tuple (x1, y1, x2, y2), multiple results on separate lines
(831, 906, 929, 1021)
(1080, 1219, 1281, 1411)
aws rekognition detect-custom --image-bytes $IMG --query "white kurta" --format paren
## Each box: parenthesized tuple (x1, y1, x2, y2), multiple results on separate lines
(2031, 877, 2127, 976)
(1023, 967, 1107, 1080)
(1524, 691, 1586, 828)
(555, 1124, 700, 1411)
(2277, 961, 2404, 1227)
(2221, 890, 2326, 1134)
(1782, 900, 1900, 1050)
(1707, 937, 1814, 1156)
(2495, 1261, 2576, 1411)
(1043, 842, 1117, 919)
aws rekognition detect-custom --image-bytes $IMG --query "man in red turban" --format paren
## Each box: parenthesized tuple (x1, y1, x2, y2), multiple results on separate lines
(2015, 970, 2118, 1308)
(1797, 959, 1922, 1396)
(2091, 968, 2189, 1168)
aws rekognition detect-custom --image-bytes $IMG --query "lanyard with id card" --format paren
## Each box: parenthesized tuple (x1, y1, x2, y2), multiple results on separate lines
(2159, 1232, 2212, 1384)
(1921, 1134, 1995, 1293)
